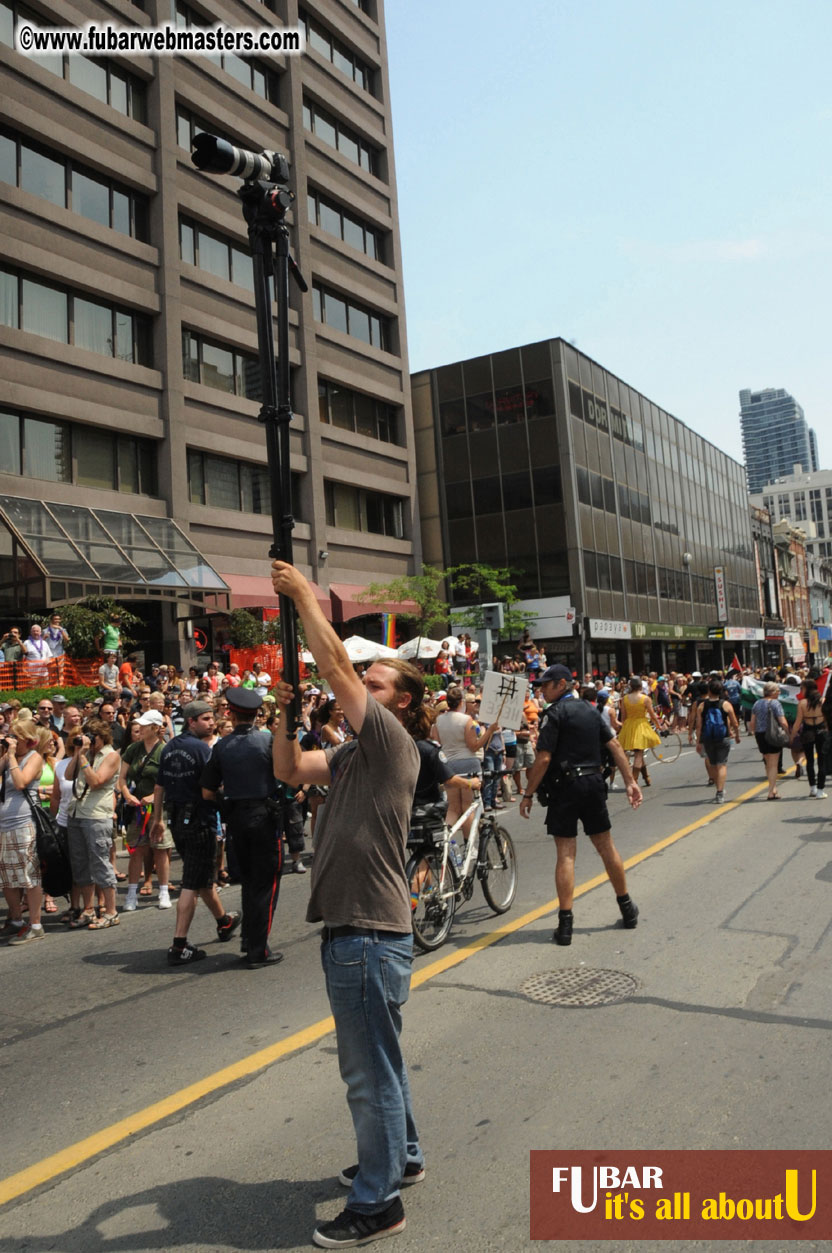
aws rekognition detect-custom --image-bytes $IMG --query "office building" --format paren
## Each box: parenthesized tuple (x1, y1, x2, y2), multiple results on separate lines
(414, 340, 762, 674)
(739, 387, 818, 495)
(0, 0, 418, 661)
(752, 467, 832, 563)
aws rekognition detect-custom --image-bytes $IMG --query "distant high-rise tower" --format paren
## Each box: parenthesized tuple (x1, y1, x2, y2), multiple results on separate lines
(739, 388, 817, 494)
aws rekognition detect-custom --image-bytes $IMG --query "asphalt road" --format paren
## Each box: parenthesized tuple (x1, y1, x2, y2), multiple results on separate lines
(2, 737, 831, 1252)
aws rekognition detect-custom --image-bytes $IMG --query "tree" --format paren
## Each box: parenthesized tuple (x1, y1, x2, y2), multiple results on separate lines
(32, 598, 142, 659)
(446, 563, 536, 642)
(358, 567, 450, 643)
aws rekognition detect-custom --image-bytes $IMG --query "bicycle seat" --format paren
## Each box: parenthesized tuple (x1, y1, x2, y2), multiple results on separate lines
(411, 800, 448, 824)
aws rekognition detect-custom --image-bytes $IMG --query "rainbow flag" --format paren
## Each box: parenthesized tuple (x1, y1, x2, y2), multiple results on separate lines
(382, 613, 397, 649)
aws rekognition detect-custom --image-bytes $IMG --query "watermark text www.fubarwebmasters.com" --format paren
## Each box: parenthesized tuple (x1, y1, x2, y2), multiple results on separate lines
(15, 21, 303, 56)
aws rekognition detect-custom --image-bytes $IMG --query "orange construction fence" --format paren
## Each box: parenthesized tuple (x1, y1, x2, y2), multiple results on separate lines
(0, 658, 101, 692)
(227, 647, 309, 683)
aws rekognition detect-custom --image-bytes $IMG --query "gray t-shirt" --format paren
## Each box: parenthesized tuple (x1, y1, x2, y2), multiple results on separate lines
(306, 693, 420, 932)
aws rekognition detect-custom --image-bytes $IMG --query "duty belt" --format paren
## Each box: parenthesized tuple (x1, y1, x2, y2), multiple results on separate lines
(570, 765, 603, 777)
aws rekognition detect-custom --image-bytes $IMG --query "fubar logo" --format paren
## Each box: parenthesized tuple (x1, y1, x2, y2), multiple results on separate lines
(530, 1151, 830, 1241)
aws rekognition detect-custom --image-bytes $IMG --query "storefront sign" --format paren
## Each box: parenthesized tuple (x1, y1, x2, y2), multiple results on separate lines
(724, 626, 765, 641)
(707, 627, 724, 640)
(816, 625, 832, 641)
(714, 566, 728, 622)
(785, 630, 806, 661)
(589, 618, 631, 639)
(632, 622, 709, 641)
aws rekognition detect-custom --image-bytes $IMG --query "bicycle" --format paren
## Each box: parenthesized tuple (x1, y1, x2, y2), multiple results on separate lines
(649, 720, 682, 764)
(405, 774, 518, 953)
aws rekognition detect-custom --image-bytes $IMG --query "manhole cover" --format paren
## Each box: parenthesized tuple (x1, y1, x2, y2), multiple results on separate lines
(521, 969, 639, 1008)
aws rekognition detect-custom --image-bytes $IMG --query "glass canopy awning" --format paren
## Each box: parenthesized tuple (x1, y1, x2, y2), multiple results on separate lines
(0, 496, 230, 612)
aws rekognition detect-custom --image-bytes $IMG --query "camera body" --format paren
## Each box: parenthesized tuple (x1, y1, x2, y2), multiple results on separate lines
(73, 736, 85, 749)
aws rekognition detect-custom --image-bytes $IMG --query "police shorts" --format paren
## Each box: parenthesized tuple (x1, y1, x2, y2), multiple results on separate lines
(170, 818, 217, 892)
(546, 774, 611, 839)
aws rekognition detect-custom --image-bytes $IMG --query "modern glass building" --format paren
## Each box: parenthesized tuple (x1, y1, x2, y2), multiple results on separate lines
(740, 387, 818, 495)
(753, 467, 832, 562)
(414, 340, 761, 674)
(0, 0, 419, 661)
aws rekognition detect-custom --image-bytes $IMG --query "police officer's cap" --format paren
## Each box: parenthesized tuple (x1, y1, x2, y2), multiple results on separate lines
(533, 663, 574, 685)
(226, 687, 263, 712)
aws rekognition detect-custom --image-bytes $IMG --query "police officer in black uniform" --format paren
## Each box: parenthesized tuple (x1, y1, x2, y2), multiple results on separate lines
(519, 664, 642, 946)
(201, 687, 283, 968)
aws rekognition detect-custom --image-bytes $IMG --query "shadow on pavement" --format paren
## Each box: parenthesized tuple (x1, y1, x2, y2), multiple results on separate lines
(0, 1175, 343, 1252)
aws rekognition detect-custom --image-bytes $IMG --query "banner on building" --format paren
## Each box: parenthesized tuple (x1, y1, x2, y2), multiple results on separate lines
(713, 566, 728, 622)
(589, 619, 631, 640)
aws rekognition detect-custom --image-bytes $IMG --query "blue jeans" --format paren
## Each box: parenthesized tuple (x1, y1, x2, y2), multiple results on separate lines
(321, 929, 423, 1214)
(482, 749, 504, 808)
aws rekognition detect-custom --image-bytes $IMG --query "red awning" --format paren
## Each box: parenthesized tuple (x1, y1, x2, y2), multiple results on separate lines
(222, 573, 332, 619)
(329, 582, 419, 623)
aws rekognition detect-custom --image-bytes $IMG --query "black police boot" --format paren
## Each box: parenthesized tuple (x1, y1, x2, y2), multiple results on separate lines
(618, 894, 639, 929)
(553, 909, 573, 946)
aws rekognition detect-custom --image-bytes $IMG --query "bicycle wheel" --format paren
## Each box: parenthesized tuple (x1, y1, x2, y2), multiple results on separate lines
(406, 851, 456, 951)
(650, 730, 682, 764)
(479, 825, 517, 914)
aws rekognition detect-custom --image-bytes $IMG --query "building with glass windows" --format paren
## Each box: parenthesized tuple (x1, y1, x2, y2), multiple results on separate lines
(752, 467, 832, 563)
(0, 0, 418, 660)
(740, 387, 818, 495)
(413, 340, 762, 674)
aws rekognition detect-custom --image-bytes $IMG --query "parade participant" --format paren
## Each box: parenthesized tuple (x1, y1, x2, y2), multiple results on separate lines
(151, 701, 240, 964)
(43, 611, 69, 658)
(519, 664, 642, 946)
(694, 678, 741, 804)
(791, 680, 828, 799)
(119, 711, 173, 911)
(271, 558, 422, 1250)
(618, 675, 662, 787)
(201, 687, 282, 968)
(750, 682, 790, 800)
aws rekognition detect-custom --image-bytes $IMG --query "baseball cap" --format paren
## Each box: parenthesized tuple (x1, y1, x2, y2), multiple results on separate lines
(136, 710, 164, 726)
(52, 693, 67, 704)
(182, 700, 213, 721)
(533, 663, 574, 685)
(692, 671, 702, 678)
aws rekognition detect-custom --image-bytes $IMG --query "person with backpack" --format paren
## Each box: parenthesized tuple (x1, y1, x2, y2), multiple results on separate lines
(694, 678, 741, 804)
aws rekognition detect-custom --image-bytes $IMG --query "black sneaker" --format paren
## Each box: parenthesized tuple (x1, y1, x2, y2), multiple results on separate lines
(618, 898, 639, 929)
(313, 1198, 405, 1248)
(339, 1162, 425, 1187)
(167, 942, 207, 966)
(245, 951, 284, 969)
(216, 911, 242, 942)
(553, 910, 573, 946)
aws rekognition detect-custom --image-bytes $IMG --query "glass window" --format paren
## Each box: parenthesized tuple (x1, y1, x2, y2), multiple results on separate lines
(75, 425, 114, 488)
(201, 341, 235, 392)
(342, 215, 364, 252)
(0, 269, 18, 328)
(0, 410, 20, 473)
(323, 291, 348, 334)
(109, 69, 129, 115)
(114, 310, 133, 362)
(20, 145, 64, 206)
(198, 229, 230, 280)
(502, 471, 532, 511)
(71, 169, 109, 226)
(240, 356, 261, 401)
(69, 56, 108, 102)
(22, 277, 67, 342)
(231, 247, 253, 290)
(204, 455, 240, 510)
(187, 449, 204, 504)
(0, 3, 13, 44)
(349, 305, 370, 343)
(0, 133, 15, 186)
(117, 435, 139, 493)
(339, 131, 359, 165)
(320, 200, 341, 237)
(22, 417, 71, 481)
(353, 392, 376, 438)
(315, 112, 337, 149)
(74, 297, 112, 355)
(112, 188, 130, 235)
(312, 286, 322, 321)
(180, 220, 195, 265)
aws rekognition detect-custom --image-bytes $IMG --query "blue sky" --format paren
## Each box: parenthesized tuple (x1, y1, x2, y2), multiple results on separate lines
(384, 0, 830, 466)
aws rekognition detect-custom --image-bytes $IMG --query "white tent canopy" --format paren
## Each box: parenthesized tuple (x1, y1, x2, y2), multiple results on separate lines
(341, 635, 399, 663)
(396, 636, 445, 660)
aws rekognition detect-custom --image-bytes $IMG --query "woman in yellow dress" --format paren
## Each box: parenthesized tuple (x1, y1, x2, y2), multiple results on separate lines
(617, 676, 663, 787)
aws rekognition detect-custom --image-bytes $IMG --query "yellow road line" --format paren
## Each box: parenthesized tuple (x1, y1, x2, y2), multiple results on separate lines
(0, 771, 779, 1208)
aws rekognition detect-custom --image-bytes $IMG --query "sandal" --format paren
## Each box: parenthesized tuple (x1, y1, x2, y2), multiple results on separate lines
(88, 913, 120, 929)
(115, 871, 128, 882)
(60, 907, 82, 925)
(69, 910, 97, 929)
(43, 896, 58, 913)
(139, 882, 154, 896)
